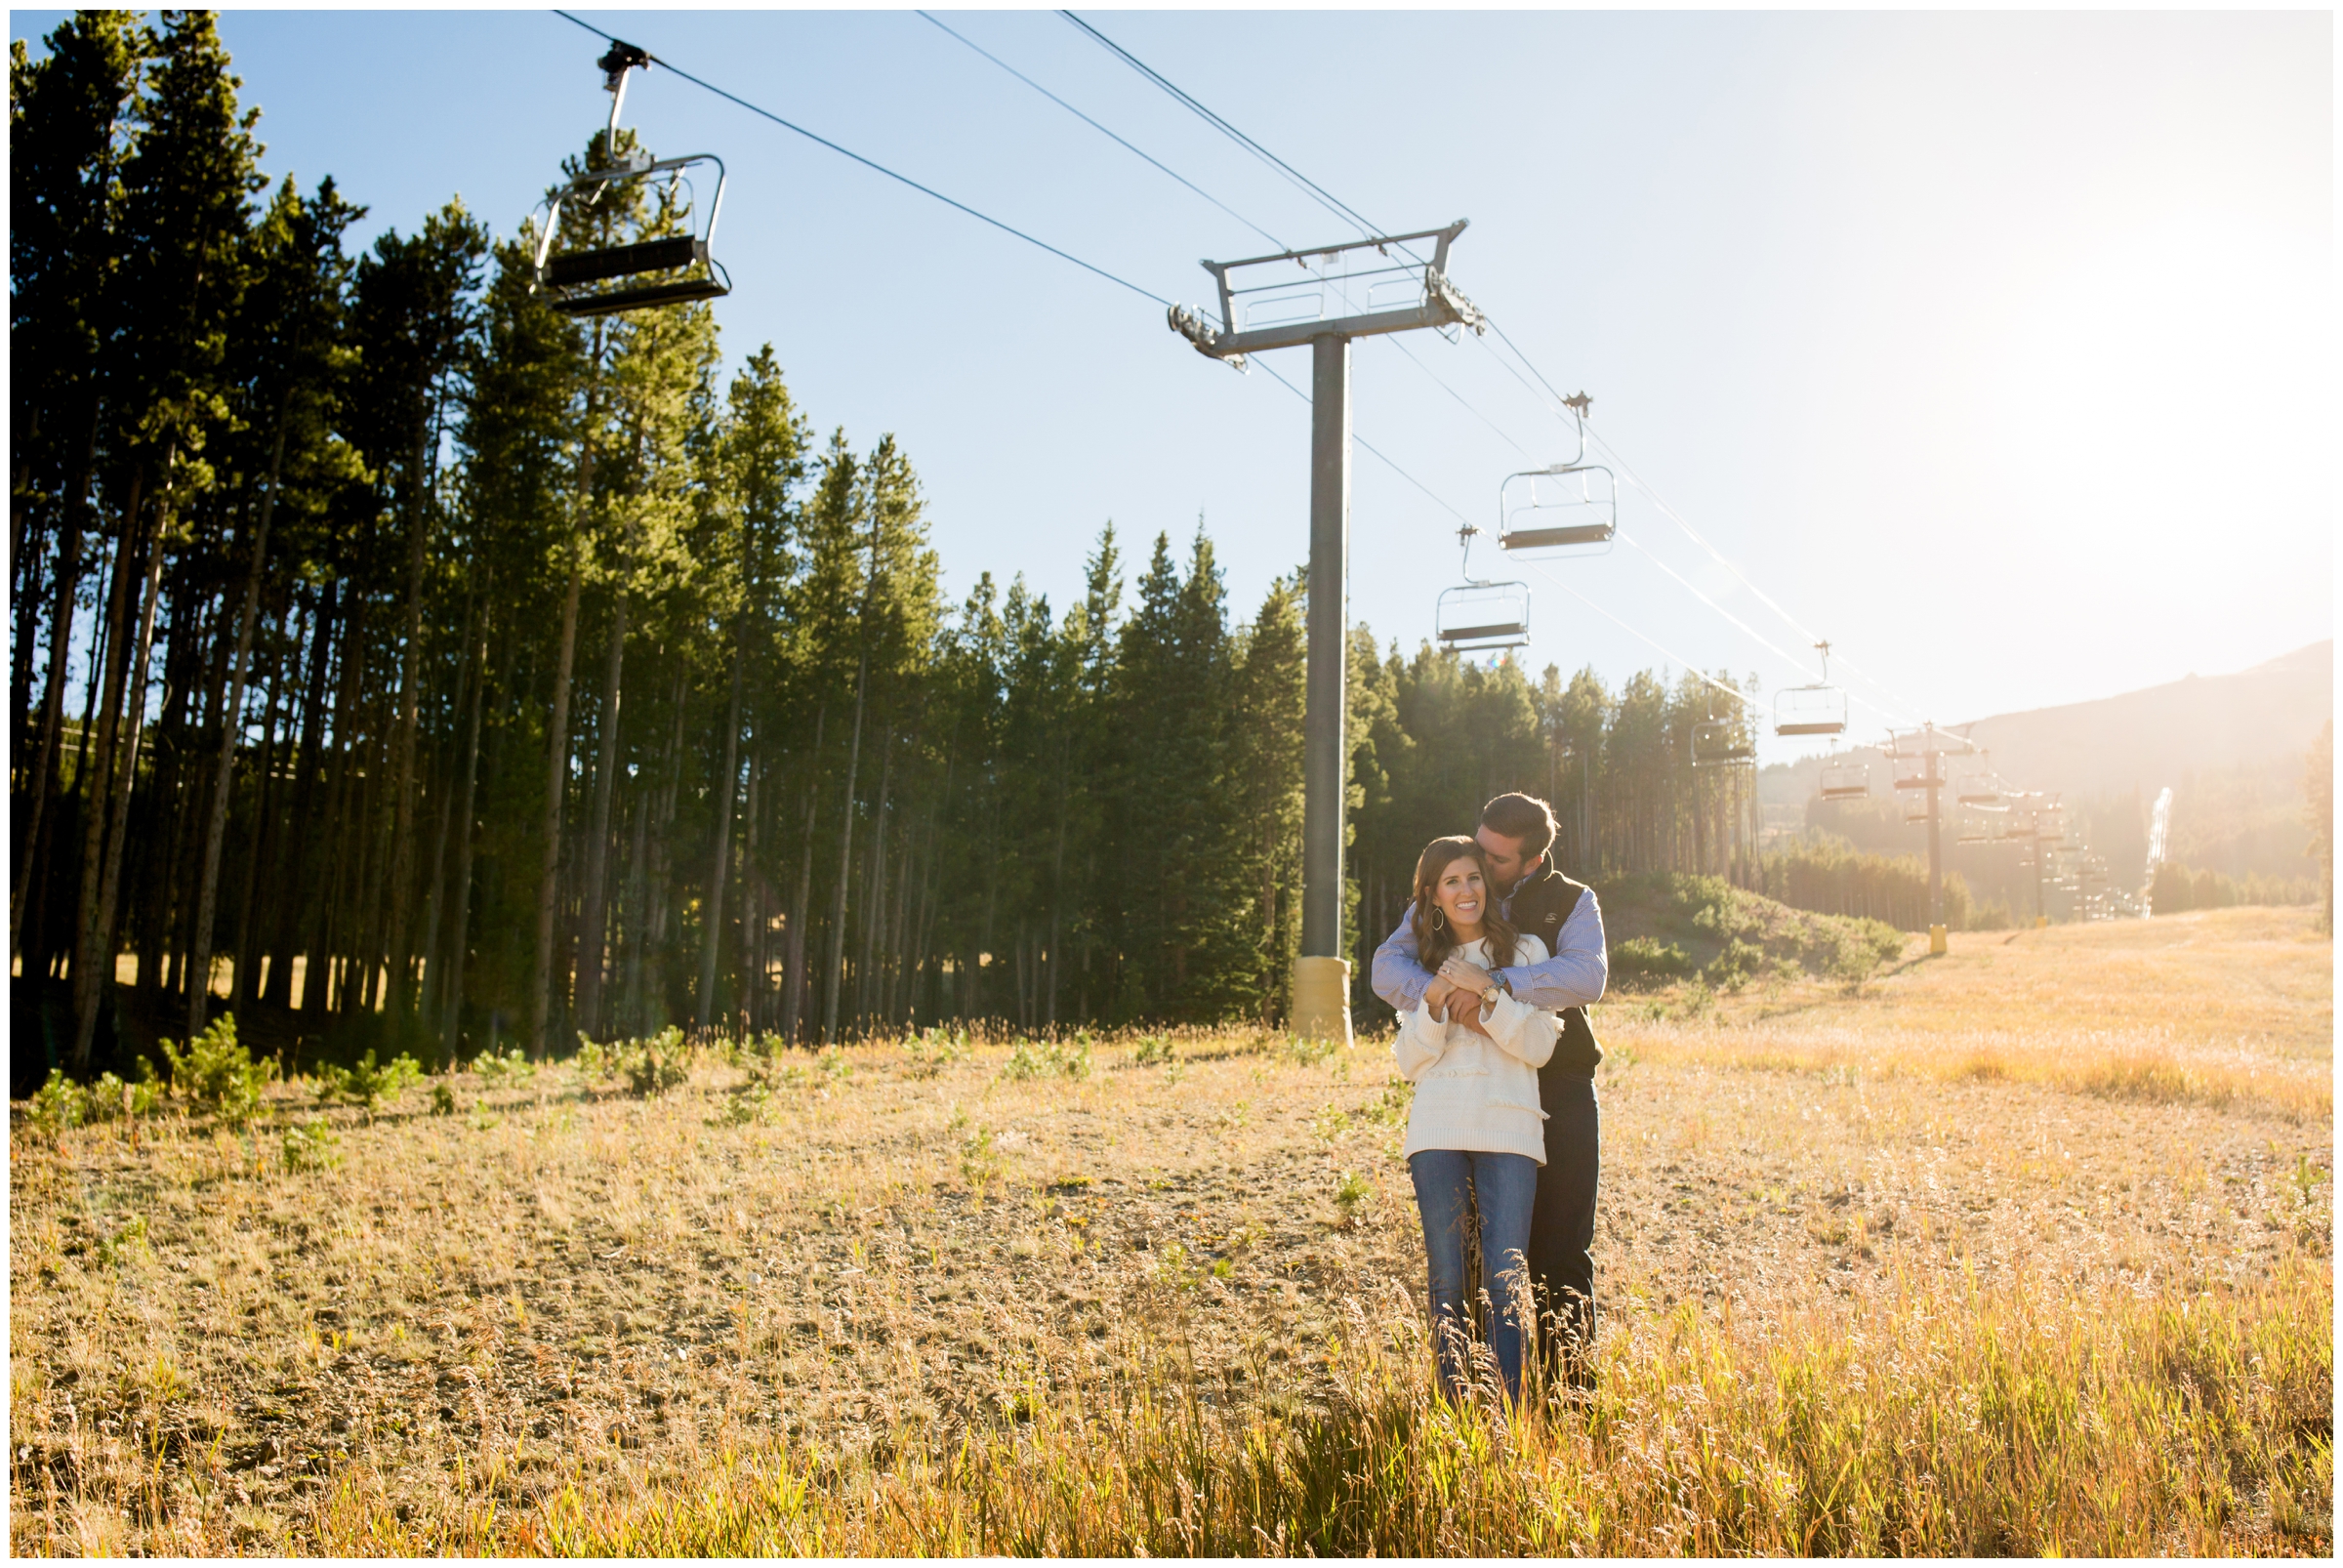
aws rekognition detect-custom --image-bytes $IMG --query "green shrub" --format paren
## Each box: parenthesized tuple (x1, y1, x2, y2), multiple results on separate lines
(624, 1028, 690, 1096)
(25, 1070, 88, 1138)
(314, 1049, 423, 1111)
(1706, 937, 1766, 990)
(431, 1082, 458, 1116)
(707, 1080, 772, 1128)
(1280, 1033, 1342, 1068)
(473, 1047, 537, 1085)
(158, 1015, 274, 1122)
(1612, 935, 1693, 980)
(1130, 1034, 1175, 1067)
(574, 1034, 612, 1084)
(93, 1214, 149, 1267)
(281, 1118, 342, 1173)
(904, 1025, 969, 1078)
(91, 1069, 163, 1122)
(1003, 1038, 1090, 1083)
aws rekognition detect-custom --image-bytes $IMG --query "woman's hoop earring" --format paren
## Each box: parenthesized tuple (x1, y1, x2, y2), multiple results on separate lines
(1431, 907, 1447, 932)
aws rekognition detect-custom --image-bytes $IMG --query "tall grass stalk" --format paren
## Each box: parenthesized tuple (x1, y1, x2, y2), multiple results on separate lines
(481, 1260, 2329, 1557)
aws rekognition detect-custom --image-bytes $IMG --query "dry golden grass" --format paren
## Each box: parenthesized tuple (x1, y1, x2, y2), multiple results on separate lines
(1624, 905, 2335, 1122)
(9, 907, 2332, 1555)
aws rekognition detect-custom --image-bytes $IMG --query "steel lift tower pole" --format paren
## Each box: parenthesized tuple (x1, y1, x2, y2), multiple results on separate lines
(1886, 722, 1977, 956)
(1172, 223, 1486, 1041)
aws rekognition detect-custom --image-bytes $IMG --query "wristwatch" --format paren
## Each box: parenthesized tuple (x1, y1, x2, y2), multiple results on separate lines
(1480, 980, 1502, 1009)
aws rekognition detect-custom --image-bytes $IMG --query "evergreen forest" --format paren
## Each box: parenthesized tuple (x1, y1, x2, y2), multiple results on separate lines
(13, 12, 1789, 1077)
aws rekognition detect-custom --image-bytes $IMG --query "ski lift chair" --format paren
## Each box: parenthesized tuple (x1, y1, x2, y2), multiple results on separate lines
(1901, 791, 1930, 824)
(1772, 640, 1849, 737)
(532, 43, 732, 317)
(1435, 580, 1531, 654)
(1955, 766, 2007, 810)
(1818, 760, 1870, 800)
(1691, 719, 1754, 767)
(1498, 464, 1617, 556)
(1773, 683, 1848, 736)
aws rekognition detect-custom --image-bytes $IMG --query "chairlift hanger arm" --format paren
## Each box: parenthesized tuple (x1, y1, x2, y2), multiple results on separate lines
(1171, 220, 1483, 361)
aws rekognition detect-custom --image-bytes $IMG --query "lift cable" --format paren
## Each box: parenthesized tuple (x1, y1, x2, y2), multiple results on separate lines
(565, 8, 1876, 729)
(1615, 532, 1915, 728)
(915, 12, 1290, 253)
(1253, 360, 1474, 527)
(1520, 557, 1759, 715)
(1582, 423, 1929, 721)
(1058, 10, 1379, 243)
(1052, 12, 1907, 703)
(551, 9, 1176, 309)
(1250, 360, 1758, 715)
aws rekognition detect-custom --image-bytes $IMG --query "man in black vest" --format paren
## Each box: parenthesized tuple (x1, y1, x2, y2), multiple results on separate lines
(1371, 792, 1607, 1389)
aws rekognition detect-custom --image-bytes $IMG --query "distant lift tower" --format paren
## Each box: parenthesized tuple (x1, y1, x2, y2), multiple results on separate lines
(1172, 222, 1487, 1042)
(1882, 722, 1981, 954)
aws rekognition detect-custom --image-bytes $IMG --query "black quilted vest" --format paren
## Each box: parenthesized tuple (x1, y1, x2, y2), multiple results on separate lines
(1504, 864, 1604, 1078)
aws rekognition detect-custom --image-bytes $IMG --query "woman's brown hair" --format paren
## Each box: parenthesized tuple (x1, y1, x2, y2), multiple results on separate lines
(1410, 836, 1520, 974)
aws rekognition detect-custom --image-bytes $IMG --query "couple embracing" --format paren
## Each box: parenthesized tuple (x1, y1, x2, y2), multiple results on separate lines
(1372, 792, 1606, 1409)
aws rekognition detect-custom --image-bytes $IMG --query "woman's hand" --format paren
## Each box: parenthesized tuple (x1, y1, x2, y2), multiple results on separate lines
(1422, 973, 1461, 1021)
(1438, 954, 1494, 994)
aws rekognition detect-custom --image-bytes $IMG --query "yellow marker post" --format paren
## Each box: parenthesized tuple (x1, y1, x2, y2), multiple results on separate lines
(1291, 956, 1354, 1046)
(1929, 924, 1949, 955)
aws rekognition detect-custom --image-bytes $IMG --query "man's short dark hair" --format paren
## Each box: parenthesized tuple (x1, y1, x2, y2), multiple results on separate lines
(1480, 792, 1558, 861)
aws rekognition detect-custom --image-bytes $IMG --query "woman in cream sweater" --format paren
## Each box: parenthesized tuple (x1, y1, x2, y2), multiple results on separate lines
(1392, 835, 1559, 1407)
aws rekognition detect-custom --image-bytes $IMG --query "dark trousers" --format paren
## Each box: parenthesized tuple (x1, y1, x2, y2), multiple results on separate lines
(1529, 1070, 1600, 1385)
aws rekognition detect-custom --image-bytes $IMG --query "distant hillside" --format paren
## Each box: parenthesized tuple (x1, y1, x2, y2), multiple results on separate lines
(1756, 640, 2331, 895)
(1762, 640, 2330, 807)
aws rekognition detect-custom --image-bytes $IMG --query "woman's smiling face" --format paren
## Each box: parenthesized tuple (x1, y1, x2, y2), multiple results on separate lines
(1432, 853, 1488, 932)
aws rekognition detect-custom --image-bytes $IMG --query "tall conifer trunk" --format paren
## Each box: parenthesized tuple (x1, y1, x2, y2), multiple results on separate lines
(11, 412, 97, 970)
(779, 706, 823, 1045)
(383, 417, 434, 1019)
(230, 594, 298, 1020)
(70, 463, 148, 1066)
(822, 655, 867, 1045)
(189, 402, 290, 1034)
(438, 608, 490, 1066)
(697, 640, 744, 1032)
(73, 465, 166, 1069)
(417, 587, 477, 1031)
(529, 552, 585, 1058)
(575, 594, 626, 1036)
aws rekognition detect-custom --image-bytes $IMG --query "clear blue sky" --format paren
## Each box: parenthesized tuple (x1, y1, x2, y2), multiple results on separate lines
(15, 9, 2333, 762)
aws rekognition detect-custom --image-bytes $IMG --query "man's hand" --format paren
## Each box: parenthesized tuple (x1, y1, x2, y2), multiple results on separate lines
(1439, 954, 1494, 994)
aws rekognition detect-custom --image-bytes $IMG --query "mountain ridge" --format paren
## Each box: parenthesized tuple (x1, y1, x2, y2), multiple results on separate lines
(1763, 639, 2332, 807)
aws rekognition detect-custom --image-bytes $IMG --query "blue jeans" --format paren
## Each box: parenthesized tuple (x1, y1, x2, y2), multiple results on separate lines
(1409, 1149, 1540, 1404)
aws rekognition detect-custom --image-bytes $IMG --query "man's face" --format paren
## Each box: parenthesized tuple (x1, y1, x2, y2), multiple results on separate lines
(1475, 825, 1541, 889)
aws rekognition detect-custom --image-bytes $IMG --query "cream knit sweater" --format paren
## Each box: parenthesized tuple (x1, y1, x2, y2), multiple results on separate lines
(1392, 933, 1559, 1165)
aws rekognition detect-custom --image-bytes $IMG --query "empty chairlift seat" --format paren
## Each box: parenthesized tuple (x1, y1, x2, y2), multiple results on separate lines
(1773, 682, 1848, 737)
(531, 43, 733, 318)
(1818, 761, 1870, 800)
(1435, 580, 1531, 653)
(1691, 718, 1754, 766)
(1498, 464, 1617, 556)
(1772, 640, 1850, 737)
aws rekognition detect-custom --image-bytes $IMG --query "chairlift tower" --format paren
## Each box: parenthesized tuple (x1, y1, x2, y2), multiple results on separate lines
(1172, 222, 1486, 1043)
(1881, 722, 1980, 953)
